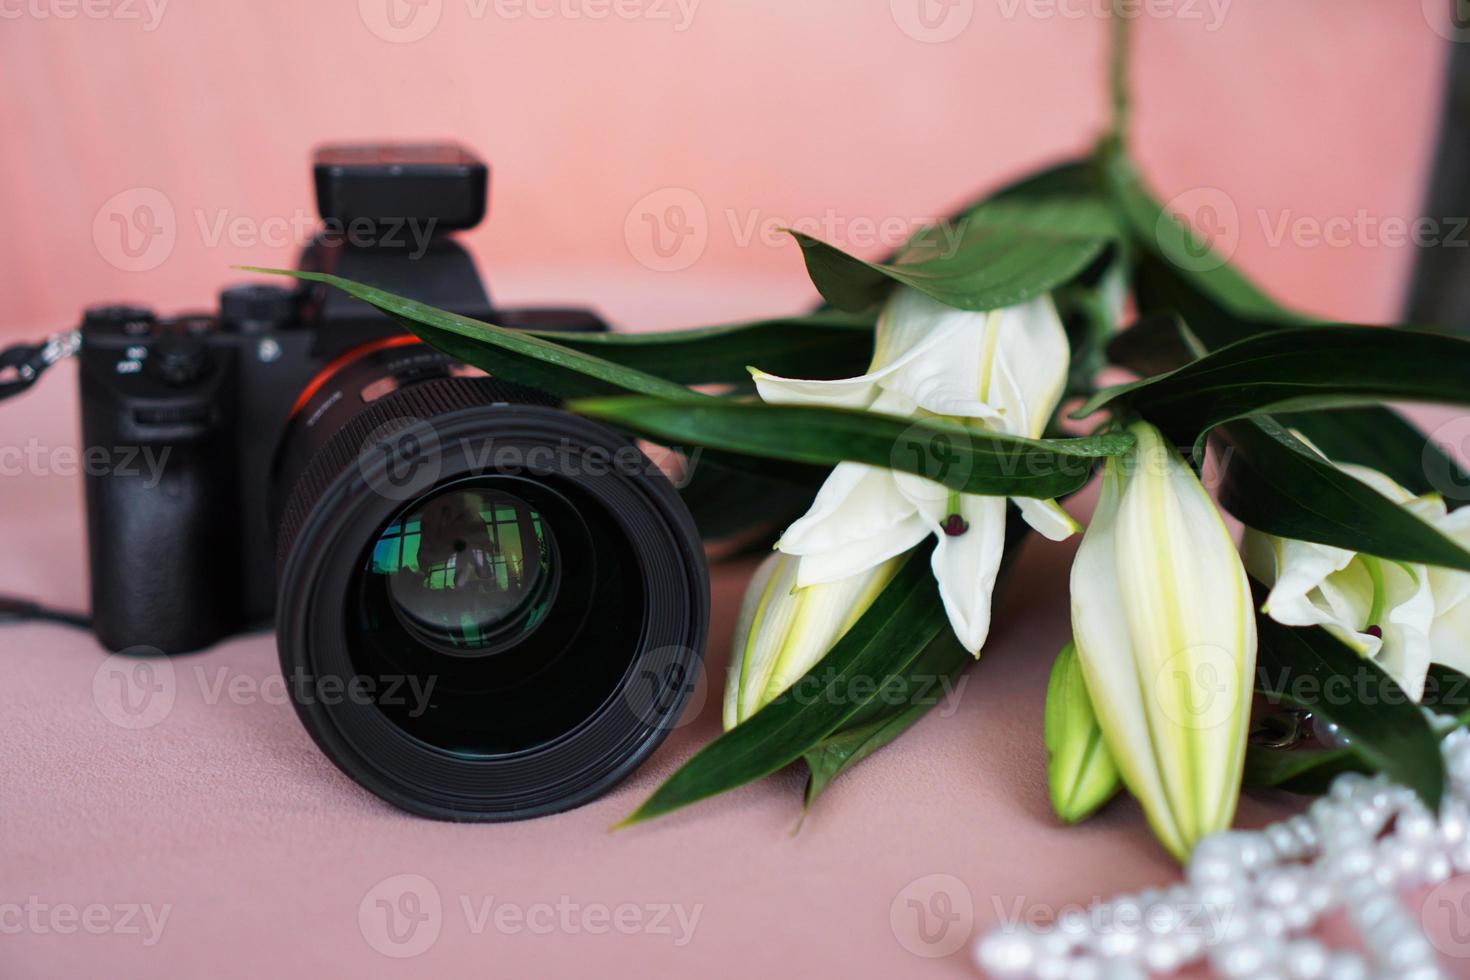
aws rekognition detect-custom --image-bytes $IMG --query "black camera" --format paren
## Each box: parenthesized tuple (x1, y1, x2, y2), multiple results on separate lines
(77, 144, 709, 820)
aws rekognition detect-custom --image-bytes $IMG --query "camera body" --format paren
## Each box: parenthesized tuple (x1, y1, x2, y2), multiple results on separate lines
(79, 144, 604, 655)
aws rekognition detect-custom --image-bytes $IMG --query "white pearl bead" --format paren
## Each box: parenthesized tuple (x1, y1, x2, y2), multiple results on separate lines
(1321, 952, 1368, 980)
(1282, 938, 1327, 979)
(1140, 936, 1181, 973)
(1096, 963, 1144, 980)
(1260, 869, 1301, 907)
(1092, 927, 1139, 959)
(1353, 893, 1398, 930)
(1063, 962, 1101, 980)
(975, 932, 1034, 977)
(1032, 954, 1070, 980)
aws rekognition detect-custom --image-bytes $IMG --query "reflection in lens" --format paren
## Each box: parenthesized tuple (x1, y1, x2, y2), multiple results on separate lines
(347, 475, 644, 756)
(367, 488, 558, 657)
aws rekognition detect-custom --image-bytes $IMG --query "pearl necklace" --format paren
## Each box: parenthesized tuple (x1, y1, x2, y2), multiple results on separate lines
(975, 727, 1470, 979)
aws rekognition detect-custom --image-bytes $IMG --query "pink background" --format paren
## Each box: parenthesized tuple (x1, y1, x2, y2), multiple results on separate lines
(0, 1, 1450, 337)
(4, 2, 1469, 978)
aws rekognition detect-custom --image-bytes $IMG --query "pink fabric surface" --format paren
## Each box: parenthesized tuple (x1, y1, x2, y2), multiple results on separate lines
(15, 346, 1470, 978)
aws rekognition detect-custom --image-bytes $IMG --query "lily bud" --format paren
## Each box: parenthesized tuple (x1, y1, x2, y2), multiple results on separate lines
(1069, 421, 1257, 860)
(723, 551, 901, 730)
(1044, 641, 1121, 824)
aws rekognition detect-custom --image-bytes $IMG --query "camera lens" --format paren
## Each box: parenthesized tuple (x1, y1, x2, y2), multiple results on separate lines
(272, 342, 707, 821)
(367, 484, 560, 658)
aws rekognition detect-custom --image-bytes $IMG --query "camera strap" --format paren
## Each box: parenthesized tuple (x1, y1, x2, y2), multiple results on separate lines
(0, 329, 92, 630)
(0, 330, 80, 404)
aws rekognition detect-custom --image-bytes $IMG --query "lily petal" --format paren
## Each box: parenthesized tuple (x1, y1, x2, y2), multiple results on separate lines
(927, 493, 1008, 656)
(750, 370, 884, 411)
(1015, 497, 1080, 542)
(779, 463, 929, 586)
(983, 296, 1071, 439)
(1374, 558, 1436, 702)
(1243, 529, 1358, 631)
(748, 287, 965, 411)
(874, 313, 1004, 422)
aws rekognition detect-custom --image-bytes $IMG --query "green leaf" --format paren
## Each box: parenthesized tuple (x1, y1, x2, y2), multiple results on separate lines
(677, 449, 824, 540)
(791, 196, 1114, 313)
(242, 267, 704, 402)
(1252, 583, 1446, 809)
(1242, 745, 1363, 793)
(570, 396, 1134, 500)
(1102, 185, 1470, 520)
(1081, 325, 1470, 456)
(1099, 153, 1311, 323)
(1218, 418, 1470, 572)
(802, 620, 972, 807)
(619, 544, 948, 826)
(534, 310, 876, 388)
(1276, 406, 1466, 504)
(1246, 666, 1470, 794)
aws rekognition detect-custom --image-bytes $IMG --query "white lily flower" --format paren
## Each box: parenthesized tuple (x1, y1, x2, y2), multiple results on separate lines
(1070, 421, 1257, 860)
(723, 551, 900, 729)
(751, 286, 1078, 655)
(1243, 454, 1469, 702)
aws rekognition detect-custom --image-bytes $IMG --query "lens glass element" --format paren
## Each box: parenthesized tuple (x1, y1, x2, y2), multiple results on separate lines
(347, 475, 645, 756)
(367, 488, 557, 657)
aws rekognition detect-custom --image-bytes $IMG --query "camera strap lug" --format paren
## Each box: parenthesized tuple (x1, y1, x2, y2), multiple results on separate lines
(0, 329, 80, 404)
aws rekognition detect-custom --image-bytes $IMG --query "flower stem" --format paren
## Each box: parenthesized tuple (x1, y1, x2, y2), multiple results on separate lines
(1104, 0, 1133, 156)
